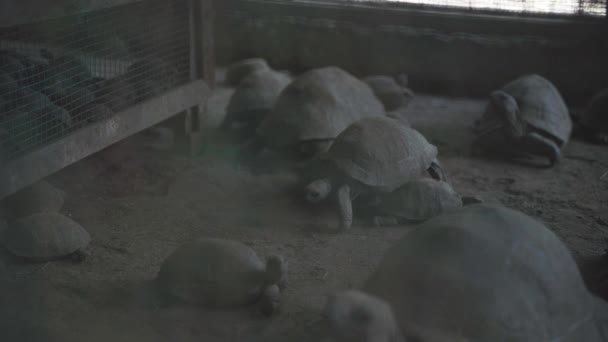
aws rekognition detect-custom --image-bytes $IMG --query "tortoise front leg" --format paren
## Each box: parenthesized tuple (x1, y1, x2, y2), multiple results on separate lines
(336, 184, 353, 230)
(526, 132, 561, 167)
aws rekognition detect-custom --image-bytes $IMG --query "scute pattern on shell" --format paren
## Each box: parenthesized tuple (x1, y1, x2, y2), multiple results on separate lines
(156, 238, 269, 307)
(378, 179, 461, 222)
(226, 69, 291, 116)
(500, 74, 572, 144)
(256, 66, 384, 148)
(2, 213, 90, 260)
(364, 204, 604, 341)
(324, 117, 438, 189)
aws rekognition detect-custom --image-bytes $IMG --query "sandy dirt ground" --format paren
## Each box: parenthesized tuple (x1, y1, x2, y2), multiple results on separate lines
(0, 77, 607, 342)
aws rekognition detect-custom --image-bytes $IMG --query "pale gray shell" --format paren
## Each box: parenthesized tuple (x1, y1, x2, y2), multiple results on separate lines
(364, 204, 605, 341)
(225, 58, 270, 86)
(499, 74, 572, 144)
(226, 69, 291, 117)
(156, 238, 269, 307)
(1, 181, 66, 219)
(257, 66, 385, 148)
(581, 88, 608, 132)
(378, 179, 462, 222)
(363, 75, 413, 111)
(323, 116, 438, 189)
(1, 213, 90, 260)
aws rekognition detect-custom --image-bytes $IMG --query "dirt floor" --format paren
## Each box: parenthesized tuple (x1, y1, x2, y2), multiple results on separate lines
(1, 77, 607, 341)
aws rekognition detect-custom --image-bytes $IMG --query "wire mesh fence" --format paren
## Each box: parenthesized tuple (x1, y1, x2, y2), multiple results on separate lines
(332, 0, 607, 16)
(0, 0, 192, 161)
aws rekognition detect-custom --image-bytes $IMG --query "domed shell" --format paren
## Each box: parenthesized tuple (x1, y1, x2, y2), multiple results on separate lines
(364, 204, 605, 341)
(323, 116, 438, 190)
(363, 75, 413, 111)
(225, 58, 270, 86)
(1, 213, 91, 261)
(378, 179, 462, 222)
(581, 88, 608, 132)
(226, 69, 291, 118)
(256, 66, 384, 149)
(1, 180, 66, 219)
(499, 74, 572, 144)
(156, 238, 269, 307)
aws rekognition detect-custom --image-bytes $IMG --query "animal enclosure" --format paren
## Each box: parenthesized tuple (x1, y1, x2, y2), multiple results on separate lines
(0, 0, 214, 199)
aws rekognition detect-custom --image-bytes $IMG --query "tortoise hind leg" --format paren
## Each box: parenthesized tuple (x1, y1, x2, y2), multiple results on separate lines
(427, 159, 447, 182)
(336, 184, 354, 231)
(526, 132, 561, 167)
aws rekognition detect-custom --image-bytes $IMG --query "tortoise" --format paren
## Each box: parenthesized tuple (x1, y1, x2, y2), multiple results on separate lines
(323, 290, 404, 342)
(362, 74, 414, 112)
(241, 66, 385, 161)
(0, 212, 91, 262)
(156, 237, 288, 315)
(360, 203, 607, 341)
(224, 58, 270, 86)
(577, 88, 608, 144)
(473, 74, 572, 167)
(301, 116, 446, 230)
(220, 68, 291, 140)
(368, 178, 463, 226)
(0, 180, 66, 219)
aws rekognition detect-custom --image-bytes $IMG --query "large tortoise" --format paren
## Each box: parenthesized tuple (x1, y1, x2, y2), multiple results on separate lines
(362, 74, 414, 112)
(578, 88, 608, 144)
(473, 74, 572, 167)
(369, 178, 462, 226)
(224, 58, 270, 86)
(342, 204, 607, 341)
(156, 238, 288, 315)
(301, 116, 445, 230)
(0, 212, 91, 262)
(220, 68, 291, 140)
(241, 66, 385, 161)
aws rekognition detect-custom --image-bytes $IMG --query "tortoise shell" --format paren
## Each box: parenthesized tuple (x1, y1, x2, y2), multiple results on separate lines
(364, 204, 606, 341)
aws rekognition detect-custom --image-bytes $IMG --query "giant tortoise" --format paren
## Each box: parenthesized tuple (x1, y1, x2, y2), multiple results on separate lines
(578, 88, 608, 144)
(473, 74, 572, 167)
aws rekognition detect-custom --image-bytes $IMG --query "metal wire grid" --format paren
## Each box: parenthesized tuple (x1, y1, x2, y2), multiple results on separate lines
(0, 0, 192, 161)
(330, 0, 607, 16)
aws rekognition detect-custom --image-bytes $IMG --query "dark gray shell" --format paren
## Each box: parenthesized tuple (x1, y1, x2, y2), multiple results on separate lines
(363, 75, 414, 111)
(322, 116, 438, 189)
(1, 213, 90, 260)
(256, 66, 385, 149)
(581, 88, 608, 132)
(157, 238, 276, 307)
(377, 179, 461, 222)
(498, 74, 572, 144)
(225, 69, 291, 119)
(225, 58, 270, 86)
(0, 181, 65, 219)
(365, 204, 605, 341)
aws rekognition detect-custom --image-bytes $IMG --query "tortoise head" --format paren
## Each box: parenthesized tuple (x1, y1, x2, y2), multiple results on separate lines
(490, 90, 519, 117)
(265, 254, 288, 286)
(324, 290, 404, 342)
(306, 178, 332, 203)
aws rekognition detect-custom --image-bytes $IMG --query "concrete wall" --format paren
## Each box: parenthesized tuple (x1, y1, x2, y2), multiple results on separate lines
(215, 0, 608, 104)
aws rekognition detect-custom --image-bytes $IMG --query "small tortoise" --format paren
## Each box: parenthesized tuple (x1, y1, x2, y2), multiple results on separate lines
(242, 66, 385, 161)
(224, 58, 270, 86)
(369, 178, 462, 226)
(301, 116, 445, 230)
(324, 290, 404, 342)
(156, 238, 288, 315)
(361, 204, 607, 341)
(220, 69, 291, 140)
(474, 74, 572, 167)
(0, 180, 66, 219)
(0, 213, 91, 262)
(578, 88, 608, 144)
(362, 74, 414, 112)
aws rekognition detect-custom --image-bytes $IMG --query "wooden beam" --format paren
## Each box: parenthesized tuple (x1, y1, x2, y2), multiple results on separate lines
(0, 79, 211, 199)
